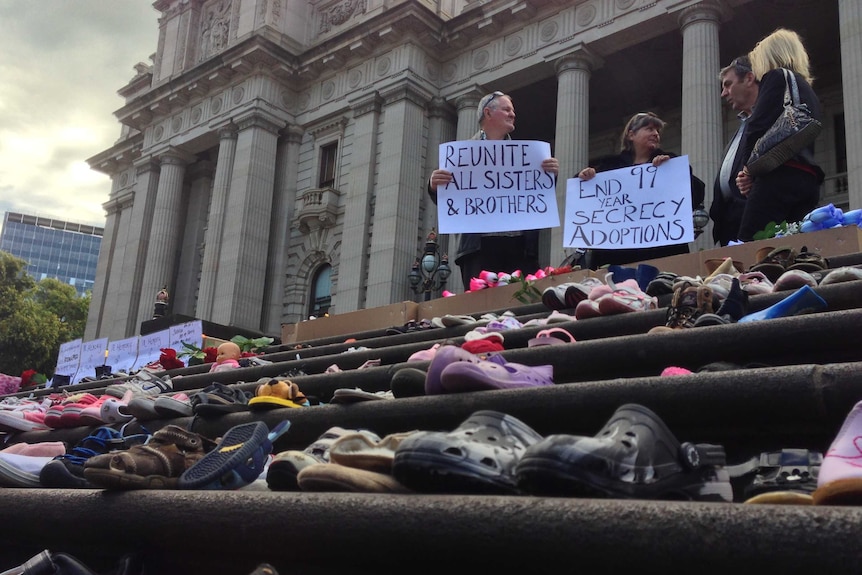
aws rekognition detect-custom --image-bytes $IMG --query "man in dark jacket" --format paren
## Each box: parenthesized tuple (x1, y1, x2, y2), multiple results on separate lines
(710, 56, 759, 246)
(428, 91, 559, 290)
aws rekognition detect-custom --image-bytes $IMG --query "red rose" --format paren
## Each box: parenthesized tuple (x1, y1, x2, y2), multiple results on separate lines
(159, 348, 185, 370)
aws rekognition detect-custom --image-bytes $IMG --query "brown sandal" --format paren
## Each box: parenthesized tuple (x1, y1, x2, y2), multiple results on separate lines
(787, 246, 828, 273)
(83, 425, 216, 489)
(750, 246, 796, 282)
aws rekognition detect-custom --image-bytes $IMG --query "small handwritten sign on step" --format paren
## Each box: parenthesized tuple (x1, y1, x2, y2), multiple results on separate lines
(564, 155, 694, 249)
(54, 338, 82, 382)
(437, 140, 560, 234)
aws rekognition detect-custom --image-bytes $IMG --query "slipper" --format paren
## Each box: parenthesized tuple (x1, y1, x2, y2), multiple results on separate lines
(266, 427, 379, 491)
(820, 266, 862, 285)
(179, 420, 290, 490)
(463, 328, 505, 343)
(772, 269, 818, 292)
(153, 393, 193, 418)
(408, 343, 441, 362)
(190, 383, 252, 416)
(393, 410, 543, 494)
(297, 462, 411, 493)
(330, 388, 394, 404)
(528, 327, 576, 348)
(439, 358, 554, 393)
(440, 314, 479, 327)
(329, 431, 418, 473)
(248, 396, 307, 410)
(123, 396, 161, 421)
(545, 310, 578, 324)
(425, 345, 507, 395)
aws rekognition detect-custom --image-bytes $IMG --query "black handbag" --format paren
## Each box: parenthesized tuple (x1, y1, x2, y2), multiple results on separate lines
(746, 68, 822, 177)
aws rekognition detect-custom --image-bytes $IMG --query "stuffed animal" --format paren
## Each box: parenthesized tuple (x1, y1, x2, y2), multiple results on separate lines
(255, 379, 309, 405)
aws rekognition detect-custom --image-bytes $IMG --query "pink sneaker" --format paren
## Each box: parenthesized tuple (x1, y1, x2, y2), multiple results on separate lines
(408, 343, 441, 363)
(597, 275, 658, 315)
(0, 409, 50, 432)
(813, 401, 862, 505)
(57, 394, 101, 428)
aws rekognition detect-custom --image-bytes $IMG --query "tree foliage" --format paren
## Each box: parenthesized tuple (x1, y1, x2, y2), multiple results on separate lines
(0, 251, 91, 377)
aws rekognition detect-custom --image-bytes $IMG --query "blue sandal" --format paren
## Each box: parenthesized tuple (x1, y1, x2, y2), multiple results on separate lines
(179, 420, 291, 490)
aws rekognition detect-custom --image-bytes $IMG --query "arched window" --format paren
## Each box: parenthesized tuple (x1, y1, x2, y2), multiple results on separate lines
(309, 264, 332, 318)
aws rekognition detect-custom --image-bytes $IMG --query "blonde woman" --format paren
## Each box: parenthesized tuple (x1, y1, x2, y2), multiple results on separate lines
(735, 29, 824, 241)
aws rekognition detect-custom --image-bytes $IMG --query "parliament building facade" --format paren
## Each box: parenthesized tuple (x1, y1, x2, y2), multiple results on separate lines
(85, 0, 860, 339)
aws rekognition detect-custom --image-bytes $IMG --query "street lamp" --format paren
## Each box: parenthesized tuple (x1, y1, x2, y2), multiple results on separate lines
(693, 204, 710, 238)
(408, 230, 451, 301)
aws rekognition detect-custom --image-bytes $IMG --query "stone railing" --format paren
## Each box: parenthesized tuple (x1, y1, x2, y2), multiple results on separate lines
(296, 187, 342, 233)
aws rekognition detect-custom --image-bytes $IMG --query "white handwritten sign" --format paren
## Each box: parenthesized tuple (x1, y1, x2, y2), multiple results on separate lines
(108, 336, 139, 375)
(54, 338, 82, 381)
(170, 320, 203, 354)
(437, 140, 560, 233)
(75, 337, 109, 384)
(133, 329, 170, 371)
(564, 155, 694, 249)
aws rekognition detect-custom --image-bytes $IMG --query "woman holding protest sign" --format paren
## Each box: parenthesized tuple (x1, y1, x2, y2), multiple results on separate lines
(734, 29, 824, 242)
(428, 91, 560, 291)
(576, 111, 706, 270)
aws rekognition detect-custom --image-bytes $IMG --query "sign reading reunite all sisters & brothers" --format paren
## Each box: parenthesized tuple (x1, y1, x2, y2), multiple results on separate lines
(436, 140, 560, 234)
(563, 155, 694, 249)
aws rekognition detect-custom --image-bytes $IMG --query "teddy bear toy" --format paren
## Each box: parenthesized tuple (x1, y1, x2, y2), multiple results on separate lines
(254, 379, 309, 407)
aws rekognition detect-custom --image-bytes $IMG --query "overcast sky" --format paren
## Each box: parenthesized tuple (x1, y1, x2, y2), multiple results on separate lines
(0, 1, 159, 230)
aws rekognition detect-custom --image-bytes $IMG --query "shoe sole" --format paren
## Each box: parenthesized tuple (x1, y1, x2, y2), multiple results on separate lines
(516, 449, 733, 502)
(178, 422, 270, 489)
(83, 467, 180, 490)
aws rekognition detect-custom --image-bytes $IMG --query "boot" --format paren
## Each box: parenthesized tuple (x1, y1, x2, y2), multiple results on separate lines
(649, 282, 718, 333)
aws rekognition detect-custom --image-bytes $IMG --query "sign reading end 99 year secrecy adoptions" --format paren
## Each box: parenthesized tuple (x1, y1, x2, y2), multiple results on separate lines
(436, 140, 560, 234)
(563, 155, 694, 250)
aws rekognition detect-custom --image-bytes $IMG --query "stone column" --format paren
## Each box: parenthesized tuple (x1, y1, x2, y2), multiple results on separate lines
(84, 190, 124, 341)
(211, 111, 282, 329)
(338, 93, 383, 312)
(262, 125, 303, 333)
(365, 82, 431, 307)
(197, 125, 237, 321)
(551, 49, 600, 267)
(840, 0, 862, 209)
(455, 90, 482, 141)
(136, 151, 192, 328)
(423, 97, 457, 278)
(679, 1, 724, 250)
(440, 89, 483, 292)
(174, 160, 214, 316)
(116, 159, 160, 336)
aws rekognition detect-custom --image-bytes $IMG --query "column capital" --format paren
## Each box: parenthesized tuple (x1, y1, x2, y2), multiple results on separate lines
(677, 0, 725, 30)
(280, 124, 304, 144)
(428, 97, 457, 121)
(554, 46, 603, 75)
(348, 91, 384, 118)
(217, 123, 238, 140)
(103, 190, 135, 215)
(379, 79, 433, 109)
(133, 157, 160, 176)
(158, 148, 196, 166)
(234, 109, 286, 135)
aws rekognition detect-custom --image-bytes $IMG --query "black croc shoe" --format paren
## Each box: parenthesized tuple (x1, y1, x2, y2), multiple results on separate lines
(727, 448, 821, 504)
(515, 403, 732, 501)
(392, 410, 543, 495)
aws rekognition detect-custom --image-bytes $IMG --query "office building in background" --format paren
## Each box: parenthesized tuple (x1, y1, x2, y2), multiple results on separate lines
(0, 212, 102, 297)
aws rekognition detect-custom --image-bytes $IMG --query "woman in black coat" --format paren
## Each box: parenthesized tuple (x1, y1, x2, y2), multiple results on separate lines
(575, 112, 706, 269)
(735, 28, 824, 241)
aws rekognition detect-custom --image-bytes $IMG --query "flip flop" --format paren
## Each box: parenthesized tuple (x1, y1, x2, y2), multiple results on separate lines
(179, 420, 290, 490)
(528, 327, 576, 348)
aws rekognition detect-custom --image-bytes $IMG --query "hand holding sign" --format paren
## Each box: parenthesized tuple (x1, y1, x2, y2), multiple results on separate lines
(564, 155, 694, 249)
